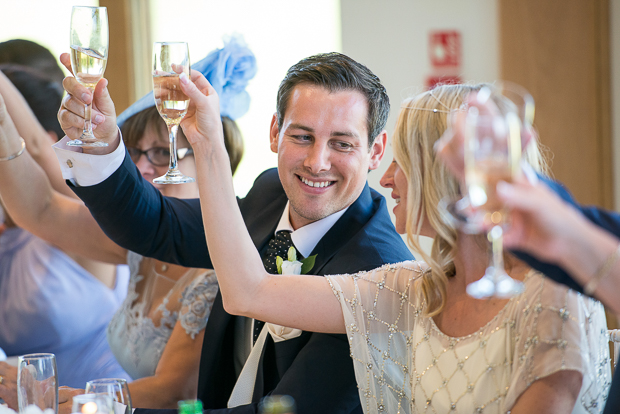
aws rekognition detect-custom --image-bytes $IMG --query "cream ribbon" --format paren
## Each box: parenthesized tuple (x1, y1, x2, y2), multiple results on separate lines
(227, 322, 302, 407)
(266, 323, 303, 343)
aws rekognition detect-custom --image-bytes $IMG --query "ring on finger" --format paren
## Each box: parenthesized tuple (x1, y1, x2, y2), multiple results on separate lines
(0, 375, 4, 385)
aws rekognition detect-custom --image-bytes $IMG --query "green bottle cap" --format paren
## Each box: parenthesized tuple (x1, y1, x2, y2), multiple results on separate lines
(178, 400, 203, 414)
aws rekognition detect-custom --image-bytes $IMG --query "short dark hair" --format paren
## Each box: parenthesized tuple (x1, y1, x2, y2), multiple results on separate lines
(0, 39, 65, 88)
(0, 64, 64, 139)
(276, 52, 390, 149)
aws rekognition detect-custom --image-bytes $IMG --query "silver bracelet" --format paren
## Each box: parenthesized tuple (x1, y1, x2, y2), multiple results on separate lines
(0, 137, 26, 162)
(584, 243, 620, 296)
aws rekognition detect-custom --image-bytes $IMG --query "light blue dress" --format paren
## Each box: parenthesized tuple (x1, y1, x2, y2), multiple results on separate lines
(0, 227, 131, 387)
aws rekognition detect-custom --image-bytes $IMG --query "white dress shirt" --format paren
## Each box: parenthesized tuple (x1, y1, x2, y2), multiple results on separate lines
(53, 135, 126, 187)
(275, 202, 347, 258)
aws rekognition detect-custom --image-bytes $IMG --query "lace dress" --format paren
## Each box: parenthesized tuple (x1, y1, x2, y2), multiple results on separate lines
(327, 261, 611, 414)
(107, 251, 219, 379)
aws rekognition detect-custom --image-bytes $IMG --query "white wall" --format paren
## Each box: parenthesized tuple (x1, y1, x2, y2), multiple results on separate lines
(0, 0, 97, 71)
(340, 0, 499, 253)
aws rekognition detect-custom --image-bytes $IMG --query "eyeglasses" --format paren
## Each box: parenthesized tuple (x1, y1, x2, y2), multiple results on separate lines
(127, 146, 194, 167)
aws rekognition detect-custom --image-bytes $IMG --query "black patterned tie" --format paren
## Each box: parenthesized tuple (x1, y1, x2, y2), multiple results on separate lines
(254, 230, 299, 343)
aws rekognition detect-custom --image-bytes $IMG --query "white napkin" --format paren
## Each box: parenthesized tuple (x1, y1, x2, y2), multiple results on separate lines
(113, 402, 127, 414)
(0, 405, 54, 414)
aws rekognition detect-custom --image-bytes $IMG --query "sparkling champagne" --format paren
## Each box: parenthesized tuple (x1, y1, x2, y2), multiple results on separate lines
(70, 45, 107, 88)
(466, 158, 513, 213)
(153, 74, 189, 124)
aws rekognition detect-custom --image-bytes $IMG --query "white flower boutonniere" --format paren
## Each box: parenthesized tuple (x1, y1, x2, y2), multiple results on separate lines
(276, 247, 317, 275)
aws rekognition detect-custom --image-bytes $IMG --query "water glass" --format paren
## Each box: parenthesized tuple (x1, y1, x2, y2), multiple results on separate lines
(85, 379, 131, 414)
(17, 353, 58, 413)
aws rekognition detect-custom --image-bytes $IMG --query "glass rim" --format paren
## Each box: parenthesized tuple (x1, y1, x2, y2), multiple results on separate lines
(86, 378, 128, 385)
(153, 41, 188, 46)
(18, 353, 56, 360)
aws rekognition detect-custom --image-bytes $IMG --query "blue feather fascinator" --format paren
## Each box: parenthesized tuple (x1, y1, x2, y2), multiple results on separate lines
(117, 34, 257, 126)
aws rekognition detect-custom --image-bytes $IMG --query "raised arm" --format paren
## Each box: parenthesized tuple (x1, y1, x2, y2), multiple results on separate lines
(498, 178, 620, 314)
(0, 91, 126, 265)
(179, 71, 344, 334)
(0, 71, 75, 198)
(56, 55, 213, 268)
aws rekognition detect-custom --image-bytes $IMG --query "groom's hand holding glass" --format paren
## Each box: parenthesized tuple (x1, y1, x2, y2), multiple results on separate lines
(57, 53, 120, 154)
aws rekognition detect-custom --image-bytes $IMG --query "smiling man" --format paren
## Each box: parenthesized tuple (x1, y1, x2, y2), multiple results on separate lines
(55, 52, 413, 414)
(271, 83, 382, 229)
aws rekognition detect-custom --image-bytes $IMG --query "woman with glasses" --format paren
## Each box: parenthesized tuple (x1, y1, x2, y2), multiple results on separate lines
(0, 36, 254, 411)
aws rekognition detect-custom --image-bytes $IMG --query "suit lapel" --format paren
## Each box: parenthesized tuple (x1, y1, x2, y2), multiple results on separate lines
(310, 183, 374, 275)
(244, 192, 288, 252)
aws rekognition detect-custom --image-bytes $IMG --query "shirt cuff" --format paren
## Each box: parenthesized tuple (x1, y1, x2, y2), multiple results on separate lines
(53, 133, 126, 187)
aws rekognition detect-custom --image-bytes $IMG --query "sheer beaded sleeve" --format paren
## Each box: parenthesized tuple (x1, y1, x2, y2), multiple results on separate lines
(326, 261, 426, 414)
(178, 269, 219, 339)
(504, 273, 611, 411)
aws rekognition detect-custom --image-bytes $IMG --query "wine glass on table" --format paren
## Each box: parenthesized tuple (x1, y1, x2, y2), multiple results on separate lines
(463, 100, 524, 299)
(17, 353, 58, 413)
(152, 42, 194, 184)
(85, 378, 131, 414)
(68, 6, 109, 147)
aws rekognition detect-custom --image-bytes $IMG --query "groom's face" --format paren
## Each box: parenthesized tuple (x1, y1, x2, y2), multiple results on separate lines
(270, 84, 385, 230)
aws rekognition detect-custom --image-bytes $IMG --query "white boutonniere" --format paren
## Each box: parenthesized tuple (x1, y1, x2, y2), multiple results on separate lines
(276, 247, 316, 275)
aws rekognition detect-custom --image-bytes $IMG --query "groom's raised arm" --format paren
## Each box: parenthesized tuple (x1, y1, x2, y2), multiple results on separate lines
(64, 145, 213, 268)
(55, 65, 214, 268)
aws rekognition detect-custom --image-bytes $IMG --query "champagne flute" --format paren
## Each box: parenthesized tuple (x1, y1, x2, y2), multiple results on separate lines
(464, 104, 524, 299)
(438, 82, 535, 235)
(152, 42, 194, 184)
(72, 394, 113, 414)
(17, 353, 58, 413)
(68, 6, 109, 147)
(85, 378, 131, 414)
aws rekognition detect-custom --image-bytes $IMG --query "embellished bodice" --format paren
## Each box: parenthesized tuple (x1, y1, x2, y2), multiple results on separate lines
(327, 261, 611, 414)
(107, 251, 219, 379)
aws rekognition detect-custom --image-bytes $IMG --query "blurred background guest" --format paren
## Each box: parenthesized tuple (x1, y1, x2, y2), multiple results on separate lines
(0, 62, 131, 395)
(0, 39, 65, 88)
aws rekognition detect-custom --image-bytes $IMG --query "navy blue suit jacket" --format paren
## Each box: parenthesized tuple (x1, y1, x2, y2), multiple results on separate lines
(70, 153, 414, 414)
(513, 177, 619, 414)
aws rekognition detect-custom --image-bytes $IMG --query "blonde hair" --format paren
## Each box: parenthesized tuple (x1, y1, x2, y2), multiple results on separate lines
(393, 83, 545, 316)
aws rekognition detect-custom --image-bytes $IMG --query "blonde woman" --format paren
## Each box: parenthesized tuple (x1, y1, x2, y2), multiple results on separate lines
(172, 75, 610, 414)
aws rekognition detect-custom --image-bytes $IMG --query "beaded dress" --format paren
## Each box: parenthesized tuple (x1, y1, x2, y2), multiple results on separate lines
(107, 251, 219, 379)
(327, 261, 611, 414)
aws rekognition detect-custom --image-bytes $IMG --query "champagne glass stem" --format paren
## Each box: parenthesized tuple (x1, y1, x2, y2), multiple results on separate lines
(83, 93, 95, 138)
(168, 123, 179, 171)
(489, 225, 505, 280)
